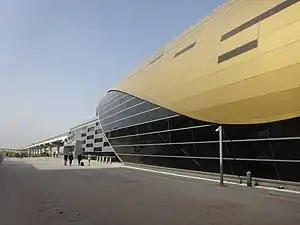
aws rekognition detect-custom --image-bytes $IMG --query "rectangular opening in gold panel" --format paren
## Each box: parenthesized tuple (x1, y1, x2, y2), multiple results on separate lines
(148, 54, 163, 65)
(174, 41, 196, 58)
(221, 0, 300, 41)
(218, 39, 258, 63)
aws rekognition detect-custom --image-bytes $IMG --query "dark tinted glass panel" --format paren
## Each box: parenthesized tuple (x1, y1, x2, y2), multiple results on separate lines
(117, 153, 207, 171)
(224, 125, 269, 140)
(99, 98, 142, 120)
(169, 116, 194, 129)
(126, 126, 138, 135)
(81, 133, 86, 137)
(138, 133, 170, 144)
(86, 143, 93, 148)
(109, 136, 139, 146)
(102, 108, 175, 133)
(117, 128, 127, 137)
(137, 119, 169, 134)
(194, 143, 219, 157)
(94, 147, 102, 152)
(113, 146, 133, 154)
(99, 94, 133, 116)
(87, 135, 94, 140)
(276, 162, 300, 182)
(82, 140, 86, 144)
(96, 122, 99, 126)
(99, 96, 134, 119)
(108, 130, 118, 138)
(232, 160, 279, 180)
(224, 141, 273, 159)
(102, 91, 120, 104)
(192, 126, 218, 142)
(270, 140, 300, 160)
(268, 117, 300, 137)
(95, 138, 103, 143)
(98, 92, 120, 109)
(98, 93, 123, 114)
(101, 101, 156, 126)
(170, 129, 193, 143)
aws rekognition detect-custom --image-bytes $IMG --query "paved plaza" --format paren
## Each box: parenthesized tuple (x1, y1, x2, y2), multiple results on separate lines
(1, 158, 300, 225)
(15, 157, 122, 170)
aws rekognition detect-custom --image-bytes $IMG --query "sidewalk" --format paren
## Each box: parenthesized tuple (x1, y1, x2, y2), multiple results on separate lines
(6, 157, 122, 170)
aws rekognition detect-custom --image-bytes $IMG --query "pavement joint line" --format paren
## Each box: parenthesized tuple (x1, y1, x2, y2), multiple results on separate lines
(123, 165, 300, 195)
(75, 170, 92, 176)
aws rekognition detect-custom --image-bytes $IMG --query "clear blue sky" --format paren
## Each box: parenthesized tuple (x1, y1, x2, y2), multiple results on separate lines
(0, 0, 225, 148)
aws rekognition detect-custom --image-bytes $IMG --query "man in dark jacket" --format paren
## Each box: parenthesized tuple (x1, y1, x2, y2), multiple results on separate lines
(64, 154, 68, 166)
(68, 152, 74, 166)
(77, 153, 83, 165)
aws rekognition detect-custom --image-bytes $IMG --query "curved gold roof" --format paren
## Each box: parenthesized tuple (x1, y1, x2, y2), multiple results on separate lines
(113, 0, 300, 124)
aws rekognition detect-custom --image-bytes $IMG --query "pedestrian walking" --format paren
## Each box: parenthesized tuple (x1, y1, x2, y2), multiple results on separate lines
(64, 154, 68, 166)
(77, 153, 83, 165)
(68, 152, 74, 166)
(88, 154, 91, 166)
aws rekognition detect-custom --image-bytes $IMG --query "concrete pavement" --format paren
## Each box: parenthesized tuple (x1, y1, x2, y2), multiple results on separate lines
(13, 157, 122, 170)
(1, 158, 300, 225)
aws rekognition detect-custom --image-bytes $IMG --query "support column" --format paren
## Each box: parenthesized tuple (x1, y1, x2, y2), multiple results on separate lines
(57, 146, 61, 155)
(49, 147, 53, 156)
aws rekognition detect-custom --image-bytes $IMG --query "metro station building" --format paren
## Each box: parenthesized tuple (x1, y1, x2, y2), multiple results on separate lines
(96, 0, 300, 182)
(21, 0, 300, 183)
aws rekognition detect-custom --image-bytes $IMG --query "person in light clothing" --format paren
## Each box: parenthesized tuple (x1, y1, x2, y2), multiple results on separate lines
(88, 154, 91, 166)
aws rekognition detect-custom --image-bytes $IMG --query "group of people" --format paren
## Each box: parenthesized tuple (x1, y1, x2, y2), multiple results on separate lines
(64, 152, 73, 166)
(63, 152, 91, 166)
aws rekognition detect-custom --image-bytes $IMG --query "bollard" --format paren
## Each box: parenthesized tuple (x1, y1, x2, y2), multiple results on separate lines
(97, 157, 99, 162)
(100, 156, 103, 163)
(105, 157, 108, 163)
(108, 157, 112, 164)
(246, 171, 252, 187)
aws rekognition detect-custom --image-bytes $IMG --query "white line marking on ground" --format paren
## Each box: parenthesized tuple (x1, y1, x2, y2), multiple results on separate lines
(123, 166, 300, 195)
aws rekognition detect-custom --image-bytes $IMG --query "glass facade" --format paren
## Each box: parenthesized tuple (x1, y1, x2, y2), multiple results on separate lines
(97, 91, 300, 182)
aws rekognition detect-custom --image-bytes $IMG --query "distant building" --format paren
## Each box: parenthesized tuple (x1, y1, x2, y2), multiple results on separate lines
(65, 117, 116, 158)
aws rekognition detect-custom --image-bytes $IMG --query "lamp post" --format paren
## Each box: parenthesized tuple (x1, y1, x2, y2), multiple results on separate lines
(216, 126, 224, 186)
